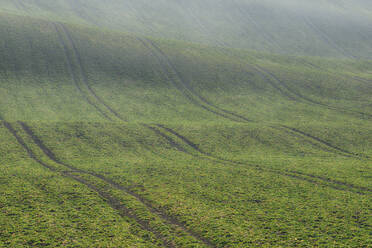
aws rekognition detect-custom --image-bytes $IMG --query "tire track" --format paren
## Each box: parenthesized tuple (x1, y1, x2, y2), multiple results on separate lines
(277, 126, 350, 157)
(55, 23, 126, 122)
(138, 37, 369, 160)
(256, 65, 372, 119)
(18, 121, 215, 248)
(251, 65, 297, 101)
(302, 61, 372, 87)
(137, 37, 252, 123)
(54, 17, 360, 206)
(142, 124, 190, 154)
(292, 61, 372, 115)
(54, 21, 372, 166)
(53, 23, 113, 121)
(53, 20, 368, 162)
(65, 173, 173, 248)
(48, 22, 372, 192)
(3, 121, 57, 172)
(3, 121, 174, 245)
(280, 125, 370, 159)
(13, 119, 370, 195)
(155, 124, 371, 195)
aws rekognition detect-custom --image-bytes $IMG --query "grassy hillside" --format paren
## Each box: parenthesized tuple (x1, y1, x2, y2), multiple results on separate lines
(0, 9, 371, 248)
(1, 0, 372, 59)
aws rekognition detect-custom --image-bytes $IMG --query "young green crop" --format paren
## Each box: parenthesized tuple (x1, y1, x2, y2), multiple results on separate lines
(0, 9, 371, 248)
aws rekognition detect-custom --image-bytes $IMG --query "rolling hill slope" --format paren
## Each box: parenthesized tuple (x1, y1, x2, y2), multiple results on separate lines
(0, 3, 371, 248)
(1, 0, 372, 58)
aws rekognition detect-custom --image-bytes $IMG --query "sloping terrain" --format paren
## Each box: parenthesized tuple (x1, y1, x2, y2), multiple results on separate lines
(0, 4, 371, 248)
(1, 0, 372, 58)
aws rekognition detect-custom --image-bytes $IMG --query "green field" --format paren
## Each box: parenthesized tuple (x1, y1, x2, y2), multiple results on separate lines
(0, 2, 371, 247)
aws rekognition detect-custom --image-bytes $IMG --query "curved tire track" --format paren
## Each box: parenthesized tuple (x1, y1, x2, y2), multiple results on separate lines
(280, 125, 370, 159)
(137, 37, 369, 159)
(4, 121, 173, 247)
(54, 23, 368, 161)
(256, 65, 372, 119)
(55, 23, 126, 122)
(137, 37, 252, 123)
(155, 124, 371, 195)
(53, 23, 113, 121)
(18, 121, 214, 248)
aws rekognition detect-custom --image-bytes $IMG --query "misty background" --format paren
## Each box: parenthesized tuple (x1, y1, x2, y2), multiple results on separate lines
(2, 0, 372, 58)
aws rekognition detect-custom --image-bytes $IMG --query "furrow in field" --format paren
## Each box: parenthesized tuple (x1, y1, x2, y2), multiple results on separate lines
(53, 23, 113, 121)
(137, 37, 252, 123)
(58, 23, 126, 122)
(18, 122, 215, 248)
(155, 124, 371, 195)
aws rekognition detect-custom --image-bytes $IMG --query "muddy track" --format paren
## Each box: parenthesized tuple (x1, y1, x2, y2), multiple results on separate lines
(57, 23, 126, 122)
(53, 23, 113, 121)
(155, 124, 371, 195)
(18, 122, 214, 248)
(137, 37, 252, 123)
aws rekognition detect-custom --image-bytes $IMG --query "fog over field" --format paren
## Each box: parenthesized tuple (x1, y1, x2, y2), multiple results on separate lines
(3, 0, 372, 58)
(0, 1, 371, 247)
